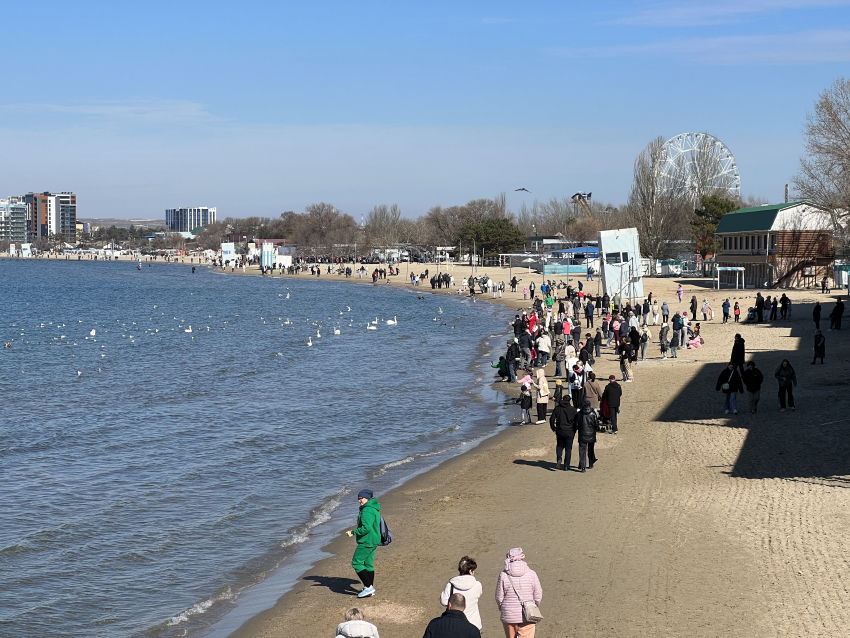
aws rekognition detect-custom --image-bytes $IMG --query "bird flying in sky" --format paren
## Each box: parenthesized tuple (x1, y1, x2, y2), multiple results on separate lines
(515, 187, 530, 193)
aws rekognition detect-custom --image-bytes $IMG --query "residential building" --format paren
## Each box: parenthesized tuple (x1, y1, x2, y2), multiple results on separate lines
(166, 207, 216, 232)
(0, 198, 29, 243)
(715, 201, 834, 288)
(22, 191, 77, 242)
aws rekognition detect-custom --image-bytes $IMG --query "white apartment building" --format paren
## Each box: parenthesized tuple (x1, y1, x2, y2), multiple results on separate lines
(0, 198, 29, 243)
(165, 207, 217, 233)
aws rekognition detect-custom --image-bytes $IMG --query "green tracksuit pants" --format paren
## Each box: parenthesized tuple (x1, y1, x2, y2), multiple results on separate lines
(352, 544, 376, 572)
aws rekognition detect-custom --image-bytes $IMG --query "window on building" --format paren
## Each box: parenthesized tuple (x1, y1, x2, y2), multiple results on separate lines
(771, 235, 777, 249)
(621, 252, 629, 262)
(723, 237, 727, 250)
(605, 252, 621, 264)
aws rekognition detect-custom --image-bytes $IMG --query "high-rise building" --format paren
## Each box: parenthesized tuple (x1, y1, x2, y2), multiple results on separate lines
(0, 198, 29, 243)
(23, 191, 77, 242)
(165, 207, 217, 232)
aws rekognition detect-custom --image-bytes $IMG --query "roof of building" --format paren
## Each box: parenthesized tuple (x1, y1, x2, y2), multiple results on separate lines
(715, 201, 821, 234)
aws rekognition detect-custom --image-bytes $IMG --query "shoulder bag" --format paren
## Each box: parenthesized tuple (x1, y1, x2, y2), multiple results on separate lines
(721, 369, 734, 392)
(506, 574, 543, 624)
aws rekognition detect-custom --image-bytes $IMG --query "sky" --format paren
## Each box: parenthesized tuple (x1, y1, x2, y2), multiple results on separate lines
(1, 0, 849, 221)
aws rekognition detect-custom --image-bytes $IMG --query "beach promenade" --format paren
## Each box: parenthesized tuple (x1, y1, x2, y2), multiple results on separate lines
(212, 264, 850, 638)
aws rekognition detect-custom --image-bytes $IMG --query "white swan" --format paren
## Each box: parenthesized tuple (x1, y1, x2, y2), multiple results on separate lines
(307, 337, 313, 346)
(333, 327, 341, 335)
(184, 326, 193, 333)
(90, 329, 96, 336)
(438, 308, 443, 314)
(372, 317, 379, 324)
(366, 325, 377, 330)
(286, 292, 290, 298)
(386, 316, 397, 325)
(284, 318, 291, 325)
(316, 329, 321, 338)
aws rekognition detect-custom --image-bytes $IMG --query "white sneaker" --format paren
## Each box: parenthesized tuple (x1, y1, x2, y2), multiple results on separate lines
(357, 586, 375, 598)
(535, 420, 545, 424)
(724, 409, 729, 415)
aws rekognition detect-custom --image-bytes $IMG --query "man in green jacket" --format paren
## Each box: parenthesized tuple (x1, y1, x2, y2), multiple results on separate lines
(347, 489, 381, 598)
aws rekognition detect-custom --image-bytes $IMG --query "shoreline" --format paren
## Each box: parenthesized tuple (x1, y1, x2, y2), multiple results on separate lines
(8, 257, 850, 637)
(220, 269, 850, 638)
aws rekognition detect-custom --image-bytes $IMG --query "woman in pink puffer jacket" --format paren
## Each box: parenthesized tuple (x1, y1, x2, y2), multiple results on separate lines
(495, 548, 542, 637)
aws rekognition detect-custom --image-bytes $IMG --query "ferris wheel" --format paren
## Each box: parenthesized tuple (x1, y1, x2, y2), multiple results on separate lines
(660, 132, 740, 201)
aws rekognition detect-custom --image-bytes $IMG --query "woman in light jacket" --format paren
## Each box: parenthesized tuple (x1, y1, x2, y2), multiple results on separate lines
(335, 608, 380, 638)
(495, 548, 542, 637)
(439, 556, 483, 630)
(531, 368, 550, 424)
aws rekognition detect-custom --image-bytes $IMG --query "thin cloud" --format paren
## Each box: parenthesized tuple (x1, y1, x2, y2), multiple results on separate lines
(0, 99, 220, 125)
(553, 30, 850, 65)
(614, 0, 850, 26)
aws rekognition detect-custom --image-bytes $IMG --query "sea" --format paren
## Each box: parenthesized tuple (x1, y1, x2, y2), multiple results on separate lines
(0, 259, 513, 638)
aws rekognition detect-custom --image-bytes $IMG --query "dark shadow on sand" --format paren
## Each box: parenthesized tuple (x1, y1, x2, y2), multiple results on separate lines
(302, 575, 361, 595)
(653, 294, 850, 481)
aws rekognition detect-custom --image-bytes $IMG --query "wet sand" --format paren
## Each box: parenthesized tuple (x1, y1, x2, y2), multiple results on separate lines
(219, 267, 850, 638)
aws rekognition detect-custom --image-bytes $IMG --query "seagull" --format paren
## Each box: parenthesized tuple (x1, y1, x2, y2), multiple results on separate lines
(346, 306, 351, 311)
(386, 316, 397, 325)
(307, 337, 313, 346)
(77, 371, 82, 377)
(515, 187, 530, 193)
(90, 329, 96, 336)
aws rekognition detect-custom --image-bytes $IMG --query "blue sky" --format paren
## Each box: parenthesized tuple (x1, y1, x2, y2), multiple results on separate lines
(1, 1, 849, 220)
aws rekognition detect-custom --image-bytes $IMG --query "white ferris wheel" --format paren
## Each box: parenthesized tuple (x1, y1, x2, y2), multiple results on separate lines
(660, 132, 740, 201)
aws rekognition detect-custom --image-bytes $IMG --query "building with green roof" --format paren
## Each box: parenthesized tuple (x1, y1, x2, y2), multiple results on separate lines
(715, 201, 834, 288)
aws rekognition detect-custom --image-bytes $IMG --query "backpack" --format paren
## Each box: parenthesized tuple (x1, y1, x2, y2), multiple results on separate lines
(379, 516, 392, 546)
(640, 332, 648, 343)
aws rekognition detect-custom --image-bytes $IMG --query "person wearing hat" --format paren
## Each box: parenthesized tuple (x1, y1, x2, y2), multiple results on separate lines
(576, 399, 599, 472)
(347, 489, 382, 598)
(549, 390, 577, 470)
(495, 548, 542, 636)
(601, 375, 622, 434)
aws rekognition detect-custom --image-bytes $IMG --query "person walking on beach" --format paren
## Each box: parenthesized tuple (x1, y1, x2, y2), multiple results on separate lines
(347, 490, 381, 598)
(690, 295, 698, 318)
(335, 608, 380, 638)
(769, 297, 778, 321)
(722, 299, 731, 323)
(829, 298, 844, 330)
(601, 375, 622, 434)
(780, 293, 790, 319)
(495, 548, 542, 638)
(731, 334, 746, 376)
(755, 293, 765, 323)
(669, 327, 680, 358)
(716, 362, 744, 415)
(742, 361, 764, 413)
(812, 330, 826, 364)
(549, 392, 577, 470)
(677, 284, 684, 302)
(439, 556, 483, 632)
(734, 301, 741, 322)
(702, 299, 713, 321)
(531, 368, 550, 424)
(506, 339, 521, 383)
(576, 399, 599, 472)
(813, 302, 822, 330)
(775, 359, 797, 411)
(652, 299, 660, 325)
(639, 325, 651, 361)
(552, 335, 567, 377)
(423, 593, 481, 638)
(659, 323, 669, 359)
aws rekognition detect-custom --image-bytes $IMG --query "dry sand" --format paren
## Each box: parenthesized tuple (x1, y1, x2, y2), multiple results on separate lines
(217, 267, 850, 638)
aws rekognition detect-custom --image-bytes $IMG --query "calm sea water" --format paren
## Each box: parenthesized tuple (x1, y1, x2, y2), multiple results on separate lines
(0, 260, 511, 638)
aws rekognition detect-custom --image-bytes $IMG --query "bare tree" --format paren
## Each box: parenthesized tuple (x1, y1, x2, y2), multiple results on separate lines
(625, 136, 692, 273)
(792, 76, 850, 239)
(365, 203, 402, 249)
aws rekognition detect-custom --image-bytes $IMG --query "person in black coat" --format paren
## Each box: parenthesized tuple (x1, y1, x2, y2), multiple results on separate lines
(715, 362, 744, 415)
(813, 302, 821, 330)
(575, 399, 599, 472)
(549, 394, 577, 470)
(505, 339, 521, 383)
(730, 334, 746, 376)
(601, 375, 622, 433)
(755, 292, 765, 323)
(812, 330, 825, 364)
(741, 361, 764, 413)
(422, 593, 481, 638)
(829, 299, 844, 330)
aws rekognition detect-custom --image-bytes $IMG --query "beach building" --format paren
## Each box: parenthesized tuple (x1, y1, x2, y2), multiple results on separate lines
(0, 198, 29, 243)
(714, 201, 834, 288)
(166, 207, 216, 232)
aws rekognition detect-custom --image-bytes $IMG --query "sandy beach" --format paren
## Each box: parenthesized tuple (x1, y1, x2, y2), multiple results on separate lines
(200, 264, 849, 638)
(9, 255, 850, 636)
